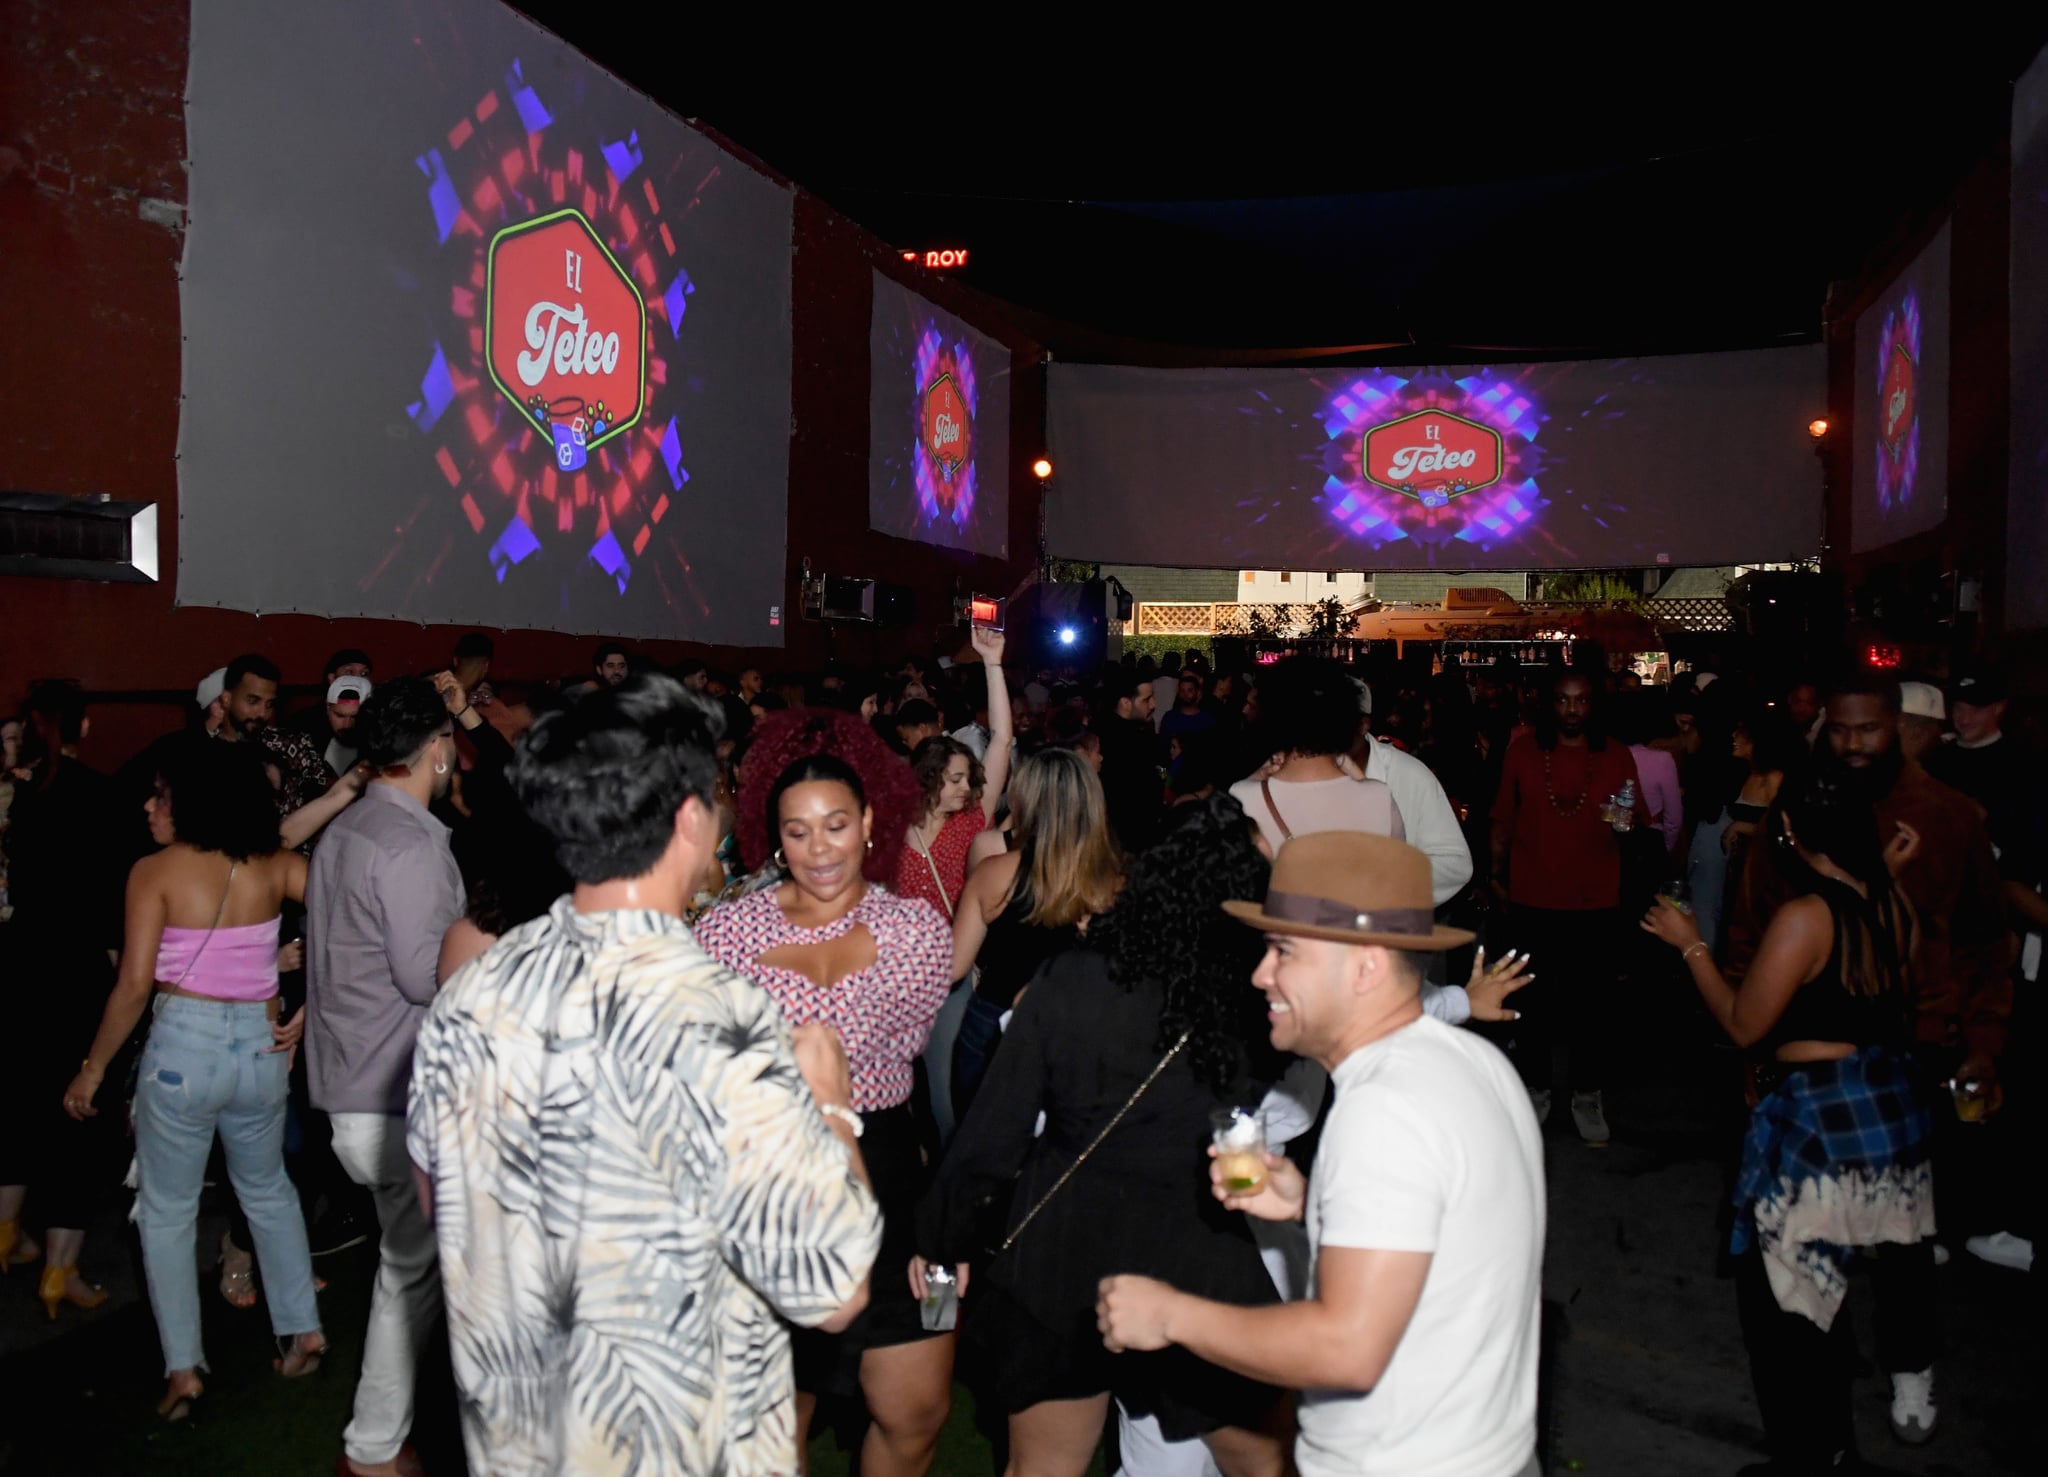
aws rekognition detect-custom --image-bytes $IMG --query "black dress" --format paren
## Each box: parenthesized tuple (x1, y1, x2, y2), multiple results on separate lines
(918, 948, 1284, 1440)
(0, 757, 131, 1225)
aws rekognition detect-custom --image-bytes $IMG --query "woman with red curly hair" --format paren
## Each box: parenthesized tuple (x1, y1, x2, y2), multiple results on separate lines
(698, 714, 957, 1477)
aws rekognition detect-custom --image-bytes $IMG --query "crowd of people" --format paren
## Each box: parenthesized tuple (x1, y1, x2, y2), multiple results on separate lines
(0, 624, 2033, 1477)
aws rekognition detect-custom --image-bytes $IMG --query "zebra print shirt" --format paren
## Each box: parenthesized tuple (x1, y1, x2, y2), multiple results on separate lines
(408, 897, 883, 1476)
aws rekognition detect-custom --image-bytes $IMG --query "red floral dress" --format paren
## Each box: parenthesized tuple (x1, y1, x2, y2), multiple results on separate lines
(893, 807, 988, 920)
(693, 885, 953, 1112)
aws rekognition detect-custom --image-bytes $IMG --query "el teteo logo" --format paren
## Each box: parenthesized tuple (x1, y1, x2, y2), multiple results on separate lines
(923, 373, 970, 483)
(1361, 409, 1504, 507)
(485, 209, 648, 456)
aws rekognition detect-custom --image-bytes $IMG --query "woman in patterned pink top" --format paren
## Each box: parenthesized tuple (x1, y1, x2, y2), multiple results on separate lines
(695, 752, 956, 1477)
(896, 626, 1013, 921)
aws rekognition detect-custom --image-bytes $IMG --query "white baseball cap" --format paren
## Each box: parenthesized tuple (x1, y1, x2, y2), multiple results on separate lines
(1899, 681, 1946, 723)
(195, 667, 228, 711)
(327, 675, 373, 706)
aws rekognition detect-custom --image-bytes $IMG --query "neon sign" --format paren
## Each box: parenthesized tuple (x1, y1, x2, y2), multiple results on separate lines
(900, 248, 969, 269)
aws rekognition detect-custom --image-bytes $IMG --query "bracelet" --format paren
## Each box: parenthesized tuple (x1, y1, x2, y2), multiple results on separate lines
(1682, 942, 1709, 963)
(454, 706, 472, 719)
(819, 1102, 864, 1139)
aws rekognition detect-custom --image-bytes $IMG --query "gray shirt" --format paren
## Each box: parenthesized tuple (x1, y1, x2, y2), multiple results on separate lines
(307, 784, 465, 1113)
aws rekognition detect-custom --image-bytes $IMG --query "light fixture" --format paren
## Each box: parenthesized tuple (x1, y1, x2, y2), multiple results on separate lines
(1807, 418, 1830, 440)
(1057, 626, 1077, 646)
(1031, 457, 1054, 480)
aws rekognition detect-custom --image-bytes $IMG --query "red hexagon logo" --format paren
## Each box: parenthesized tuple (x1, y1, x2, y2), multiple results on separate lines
(1880, 342, 1916, 454)
(485, 209, 647, 451)
(923, 373, 970, 483)
(1361, 409, 1504, 506)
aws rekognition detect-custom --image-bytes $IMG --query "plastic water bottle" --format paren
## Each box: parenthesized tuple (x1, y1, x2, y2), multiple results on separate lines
(1612, 778, 1637, 833)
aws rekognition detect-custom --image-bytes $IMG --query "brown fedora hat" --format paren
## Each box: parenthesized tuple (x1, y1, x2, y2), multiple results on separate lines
(1223, 831, 1474, 951)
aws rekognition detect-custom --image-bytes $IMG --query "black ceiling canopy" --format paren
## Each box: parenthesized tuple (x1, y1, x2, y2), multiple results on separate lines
(505, 9, 2046, 358)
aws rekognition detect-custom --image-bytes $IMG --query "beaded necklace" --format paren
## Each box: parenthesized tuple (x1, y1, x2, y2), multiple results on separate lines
(1542, 745, 1589, 815)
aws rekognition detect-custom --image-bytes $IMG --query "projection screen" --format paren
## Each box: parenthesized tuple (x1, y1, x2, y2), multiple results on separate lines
(179, 0, 793, 643)
(2010, 46, 2048, 629)
(1045, 349, 1825, 571)
(1850, 223, 1952, 555)
(869, 272, 1012, 559)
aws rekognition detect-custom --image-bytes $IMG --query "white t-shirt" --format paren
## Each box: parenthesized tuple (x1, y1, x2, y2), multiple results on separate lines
(1297, 1016, 1545, 1477)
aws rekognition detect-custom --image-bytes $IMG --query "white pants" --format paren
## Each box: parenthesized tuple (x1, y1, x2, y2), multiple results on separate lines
(329, 1111, 442, 1467)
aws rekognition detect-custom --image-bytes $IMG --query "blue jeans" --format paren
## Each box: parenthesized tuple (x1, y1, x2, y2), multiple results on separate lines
(134, 996, 320, 1374)
(949, 993, 1009, 1127)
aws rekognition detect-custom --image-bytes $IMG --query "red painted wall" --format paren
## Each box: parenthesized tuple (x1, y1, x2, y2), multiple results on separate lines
(0, 0, 1044, 767)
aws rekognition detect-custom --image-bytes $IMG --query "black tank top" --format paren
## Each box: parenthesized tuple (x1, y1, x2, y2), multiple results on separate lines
(1769, 888, 1911, 1051)
(974, 885, 1080, 1011)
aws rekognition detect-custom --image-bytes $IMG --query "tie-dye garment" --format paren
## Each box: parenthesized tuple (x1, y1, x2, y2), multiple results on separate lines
(1732, 1047, 1936, 1329)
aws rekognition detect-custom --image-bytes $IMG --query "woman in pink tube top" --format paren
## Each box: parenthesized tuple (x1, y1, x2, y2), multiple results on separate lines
(63, 739, 325, 1422)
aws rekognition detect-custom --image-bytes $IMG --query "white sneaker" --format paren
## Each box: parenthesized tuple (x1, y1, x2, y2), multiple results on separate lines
(1529, 1088, 1552, 1125)
(1571, 1091, 1611, 1146)
(1889, 1367, 1936, 1445)
(1964, 1231, 2034, 1272)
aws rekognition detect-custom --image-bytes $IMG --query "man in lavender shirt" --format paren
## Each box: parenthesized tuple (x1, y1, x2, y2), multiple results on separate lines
(307, 675, 465, 1477)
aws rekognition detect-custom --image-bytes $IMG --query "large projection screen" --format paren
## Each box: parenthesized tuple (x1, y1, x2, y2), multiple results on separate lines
(1046, 349, 1824, 571)
(179, 0, 794, 643)
(869, 273, 1011, 558)
(1850, 224, 1951, 555)
(2010, 47, 2048, 629)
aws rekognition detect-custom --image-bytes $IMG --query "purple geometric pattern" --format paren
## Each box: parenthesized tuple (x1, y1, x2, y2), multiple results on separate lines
(910, 324, 979, 533)
(1316, 371, 1548, 554)
(1874, 290, 1922, 515)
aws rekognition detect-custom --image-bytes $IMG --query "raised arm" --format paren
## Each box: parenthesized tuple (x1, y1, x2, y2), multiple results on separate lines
(281, 765, 365, 851)
(972, 625, 1012, 821)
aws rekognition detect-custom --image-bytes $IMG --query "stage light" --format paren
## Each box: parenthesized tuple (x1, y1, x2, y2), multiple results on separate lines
(1807, 418, 1830, 440)
(1032, 457, 1054, 480)
(1058, 626, 1077, 646)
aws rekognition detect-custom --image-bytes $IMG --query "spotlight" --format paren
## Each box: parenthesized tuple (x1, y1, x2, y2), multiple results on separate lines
(1807, 418, 1830, 440)
(1057, 626, 1077, 646)
(1032, 457, 1054, 480)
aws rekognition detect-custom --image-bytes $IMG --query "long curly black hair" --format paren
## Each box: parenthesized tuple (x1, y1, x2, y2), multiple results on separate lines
(1088, 793, 1273, 1094)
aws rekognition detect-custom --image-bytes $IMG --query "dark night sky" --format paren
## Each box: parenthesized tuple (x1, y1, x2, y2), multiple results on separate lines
(506, 11, 2045, 361)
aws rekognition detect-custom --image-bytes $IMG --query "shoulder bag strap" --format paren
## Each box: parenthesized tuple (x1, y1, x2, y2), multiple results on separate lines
(168, 859, 238, 991)
(999, 1029, 1190, 1252)
(909, 825, 955, 918)
(1259, 778, 1294, 842)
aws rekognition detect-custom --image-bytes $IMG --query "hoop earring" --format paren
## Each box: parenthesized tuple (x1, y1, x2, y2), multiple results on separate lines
(434, 762, 449, 777)
(774, 848, 786, 869)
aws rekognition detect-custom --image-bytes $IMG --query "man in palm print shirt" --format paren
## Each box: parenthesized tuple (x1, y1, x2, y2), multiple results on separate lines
(408, 676, 880, 1477)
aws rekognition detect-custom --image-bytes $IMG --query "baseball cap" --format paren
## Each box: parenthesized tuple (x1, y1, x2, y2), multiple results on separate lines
(327, 675, 373, 706)
(1950, 665, 2008, 707)
(1898, 681, 1946, 723)
(195, 667, 228, 711)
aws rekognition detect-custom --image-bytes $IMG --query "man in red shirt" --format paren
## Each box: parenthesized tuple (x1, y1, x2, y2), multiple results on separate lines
(1490, 668, 1647, 1144)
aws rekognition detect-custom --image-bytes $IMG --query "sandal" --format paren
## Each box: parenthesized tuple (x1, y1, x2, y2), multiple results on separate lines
(158, 1374, 204, 1423)
(275, 1330, 325, 1380)
(218, 1233, 257, 1310)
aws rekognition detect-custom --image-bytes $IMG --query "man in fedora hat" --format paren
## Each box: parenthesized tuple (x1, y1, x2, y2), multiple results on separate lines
(1097, 832, 1546, 1477)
